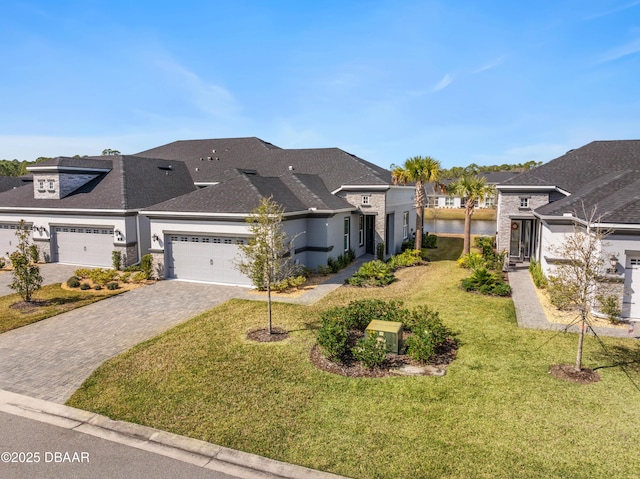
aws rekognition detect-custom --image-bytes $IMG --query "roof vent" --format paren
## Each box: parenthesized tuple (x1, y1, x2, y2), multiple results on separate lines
(207, 156, 213, 161)
(158, 165, 173, 171)
(212, 149, 216, 153)
(200, 157, 204, 161)
(563, 212, 573, 217)
(241, 169, 257, 175)
(289, 165, 294, 171)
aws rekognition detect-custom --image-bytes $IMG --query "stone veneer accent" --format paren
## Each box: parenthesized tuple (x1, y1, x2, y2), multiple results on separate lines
(112, 244, 139, 268)
(496, 192, 550, 254)
(342, 191, 387, 257)
(33, 173, 98, 200)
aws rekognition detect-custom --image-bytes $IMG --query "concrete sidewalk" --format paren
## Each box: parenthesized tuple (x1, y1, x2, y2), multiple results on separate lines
(0, 389, 349, 479)
(508, 265, 639, 339)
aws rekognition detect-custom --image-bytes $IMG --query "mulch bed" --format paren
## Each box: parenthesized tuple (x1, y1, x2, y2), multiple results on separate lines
(310, 336, 458, 378)
(549, 364, 601, 384)
(246, 327, 290, 342)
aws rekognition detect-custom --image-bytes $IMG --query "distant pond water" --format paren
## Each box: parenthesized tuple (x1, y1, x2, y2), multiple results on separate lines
(425, 219, 496, 236)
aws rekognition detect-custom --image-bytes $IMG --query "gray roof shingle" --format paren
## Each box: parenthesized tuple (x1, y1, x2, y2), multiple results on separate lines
(0, 156, 196, 211)
(135, 137, 391, 191)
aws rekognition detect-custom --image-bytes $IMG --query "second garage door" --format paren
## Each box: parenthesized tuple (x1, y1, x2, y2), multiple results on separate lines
(52, 227, 114, 267)
(166, 234, 251, 285)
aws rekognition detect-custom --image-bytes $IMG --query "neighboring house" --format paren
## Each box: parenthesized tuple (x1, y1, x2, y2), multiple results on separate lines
(426, 172, 518, 209)
(496, 140, 640, 320)
(0, 156, 196, 266)
(136, 138, 415, 286)
(0, 138, 416, 286)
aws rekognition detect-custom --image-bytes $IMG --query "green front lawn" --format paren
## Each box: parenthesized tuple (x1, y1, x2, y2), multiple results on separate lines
(0, 283, 126, 333)
(67, 239, 640, 479)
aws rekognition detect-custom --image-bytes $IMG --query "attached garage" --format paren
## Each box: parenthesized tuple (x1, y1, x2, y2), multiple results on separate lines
(52, 226, 114, 267)
(165, 234, 251, 286)
(0, 223, 21, 256)
(624, 256, 640, 319)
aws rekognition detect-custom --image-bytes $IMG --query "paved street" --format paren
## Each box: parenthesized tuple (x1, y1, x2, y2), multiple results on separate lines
(0, 279, 249, 402)
(0, 411, 240, 479)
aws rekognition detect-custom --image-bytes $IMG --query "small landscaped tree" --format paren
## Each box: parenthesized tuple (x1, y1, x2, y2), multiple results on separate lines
(236, 196, 299, 335)
(9, 220, 43, 303)
(547, 207, 612, 374)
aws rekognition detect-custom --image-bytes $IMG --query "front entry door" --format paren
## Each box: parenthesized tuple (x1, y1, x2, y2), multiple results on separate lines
(365, 216, 375, 254)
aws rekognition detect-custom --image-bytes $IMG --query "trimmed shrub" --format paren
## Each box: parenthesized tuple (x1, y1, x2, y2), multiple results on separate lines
(424, 232, 438, 249)
(388, 249, 424, 270)
(317, 312, 349, 361)
(327, 256, 340, 274)
(457, 253, 485, 270)
(346, 260, 396, 287)
(94, 285, 102, 291)
(28, 244, 40, 263)
(0, 257, 5, 269)
(343, 299, 407, 330)
(112, 250, 122, 271)
(89, 268, 118, 286)
(118, 271, 131, 283)
(66, 276, 80, 288)
(474, 236, 494, 257)
(352, 333, 387, 369)
(376, 242, 385, 261)
(316, 264, 332, 275)
(106, 282, 119, 291)
(74, 268, 92, 279)
(80, 283, 91, 290)
(130, 271, 147, 283)
(404, 308, 450, 363)
(140, 254, 153, 279)
(529, 259, 548, 289)
(597, 294, 622, 324)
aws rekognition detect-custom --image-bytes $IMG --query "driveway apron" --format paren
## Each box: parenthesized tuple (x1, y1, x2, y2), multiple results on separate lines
(0, 281, 247, 403)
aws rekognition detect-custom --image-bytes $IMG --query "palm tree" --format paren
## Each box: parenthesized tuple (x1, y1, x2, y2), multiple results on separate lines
(391, 156, 441, 250)
(448, 175, 495, 255)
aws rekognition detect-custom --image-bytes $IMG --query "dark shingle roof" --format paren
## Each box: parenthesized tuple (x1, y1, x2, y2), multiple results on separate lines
(144, 169, 355, 215)
(503, 140, 640, 224)
(0, 156, 196, 211)
(0, 176, 31, 193)
(502, 140, 640, 192)
(135, 137, 391, 191)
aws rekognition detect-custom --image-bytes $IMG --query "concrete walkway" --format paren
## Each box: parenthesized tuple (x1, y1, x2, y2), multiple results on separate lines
(508, 265, 639, 339)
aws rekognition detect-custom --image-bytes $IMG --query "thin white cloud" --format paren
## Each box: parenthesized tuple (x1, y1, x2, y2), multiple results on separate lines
(473, 56, 506, 74)
(432, 73, 453, 92)
(583, 1, 640, 20)
(595, 38, 640, 64)
(152, 55, 240, 117)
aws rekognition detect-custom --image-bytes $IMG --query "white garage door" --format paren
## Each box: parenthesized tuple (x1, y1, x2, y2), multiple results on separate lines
(0, 223, 21, 257)
(52, 226, 114, 267)
(166, 234, 251, 285)
(625, 257, 640, 319)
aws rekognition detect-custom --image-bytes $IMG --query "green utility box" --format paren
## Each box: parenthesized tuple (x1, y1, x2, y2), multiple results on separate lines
(365, 320, 403, 354)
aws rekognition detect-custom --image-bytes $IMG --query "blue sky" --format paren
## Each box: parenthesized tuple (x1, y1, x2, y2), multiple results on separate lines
(2, 1, 639, 169)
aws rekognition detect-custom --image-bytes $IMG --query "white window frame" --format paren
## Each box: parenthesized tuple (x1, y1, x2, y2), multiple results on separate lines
(38, 180, 45, 191)
(519, 197, 529, 208)
(445, 197, 455, 207)
(402, 211, 409, 239)
(48, 180, 55, 191)
(361, 195, 371, 205)
(344, 217, 350, 252)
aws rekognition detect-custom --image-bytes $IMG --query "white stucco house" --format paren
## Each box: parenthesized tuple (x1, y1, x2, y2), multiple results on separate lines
(496, 140, 640, 320)
(0, 137, 417, 286)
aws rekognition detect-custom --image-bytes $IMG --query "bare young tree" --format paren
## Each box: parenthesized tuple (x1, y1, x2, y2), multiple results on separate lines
(10, 220, 43, 303)
(547, 207, 612, 372)
(235, 196, 300, 334)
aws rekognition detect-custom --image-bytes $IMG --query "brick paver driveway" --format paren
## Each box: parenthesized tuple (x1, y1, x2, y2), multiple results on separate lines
(0, 280, 249, 403)
(0, 263, 78, 296)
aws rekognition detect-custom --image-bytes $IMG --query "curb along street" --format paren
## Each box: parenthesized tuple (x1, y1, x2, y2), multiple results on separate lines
(0, 389, 349, 479)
